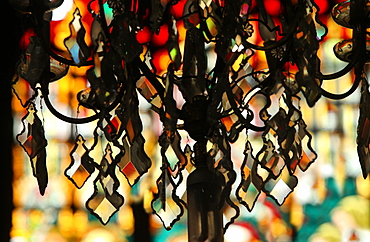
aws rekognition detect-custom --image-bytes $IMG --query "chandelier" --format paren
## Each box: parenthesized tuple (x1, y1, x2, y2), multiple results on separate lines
(10, 0, 370, 240)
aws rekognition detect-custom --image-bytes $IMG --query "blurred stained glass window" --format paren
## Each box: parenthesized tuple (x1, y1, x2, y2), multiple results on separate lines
(11, 0, 370, 241)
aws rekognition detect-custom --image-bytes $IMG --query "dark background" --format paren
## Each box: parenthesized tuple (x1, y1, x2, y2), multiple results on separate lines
(1, 1, 21, 240)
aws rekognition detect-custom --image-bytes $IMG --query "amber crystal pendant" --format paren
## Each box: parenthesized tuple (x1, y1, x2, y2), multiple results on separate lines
(86, 144, 124, 225)
(65, 135, 95, 188)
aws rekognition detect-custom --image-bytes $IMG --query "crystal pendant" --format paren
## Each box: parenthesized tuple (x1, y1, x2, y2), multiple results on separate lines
(65, 135, 95, 188)
(16, 102, 48, 195)
(86, 144, 124, 225)
(236, 141, 264, 211)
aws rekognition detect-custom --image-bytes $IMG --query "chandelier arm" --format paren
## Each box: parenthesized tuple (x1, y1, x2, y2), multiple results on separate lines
(27, 1, 99, 123)
(316, 21, 364, 80)
(320, 21, 365, 97)
(42, 88, 102, 123)
(248, 123, 266, 132)
(321, 73, 361, 100)
(40, 80, 125, 124)
(315, 54, 357, 80)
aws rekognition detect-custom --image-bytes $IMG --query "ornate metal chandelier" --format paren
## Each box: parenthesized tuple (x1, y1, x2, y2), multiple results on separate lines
(10, 0, 370, 240)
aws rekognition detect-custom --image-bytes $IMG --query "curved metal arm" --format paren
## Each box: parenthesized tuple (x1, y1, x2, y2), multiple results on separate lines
(315, 27, 360, 81)
(247, 122, 265, 132)
(42, 92, 102, 124)
(321, 72, 362, 99)
(316, 58, 357, 80)
(319, 17, 366, 94)
(317, 5, 365, 80)
(41, 80, 125, 124)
